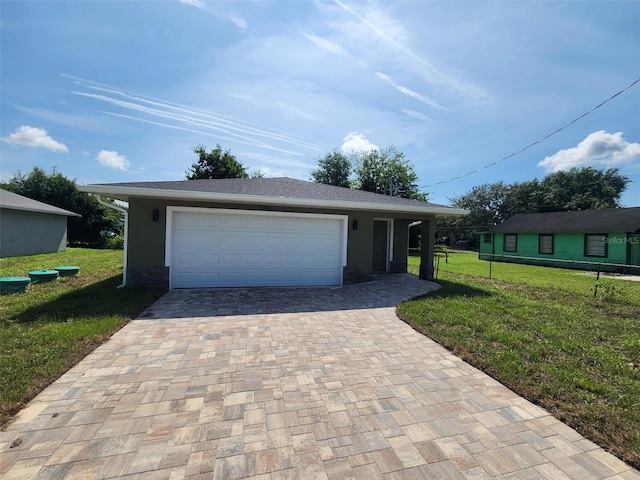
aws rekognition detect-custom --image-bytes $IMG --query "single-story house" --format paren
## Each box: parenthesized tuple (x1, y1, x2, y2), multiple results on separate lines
(78, 177, 468, 289)
(0, 189, 81, 258)
(479, 207, 640, 272)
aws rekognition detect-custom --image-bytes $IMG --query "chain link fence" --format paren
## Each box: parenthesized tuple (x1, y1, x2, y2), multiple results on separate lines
(432, 251, 640, 305)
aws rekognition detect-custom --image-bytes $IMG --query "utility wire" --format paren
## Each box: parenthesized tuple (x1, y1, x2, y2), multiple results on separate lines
(422, 76, 640, 189)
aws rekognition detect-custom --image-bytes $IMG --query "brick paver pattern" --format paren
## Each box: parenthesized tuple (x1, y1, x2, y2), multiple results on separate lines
(1, 274, 638, 479)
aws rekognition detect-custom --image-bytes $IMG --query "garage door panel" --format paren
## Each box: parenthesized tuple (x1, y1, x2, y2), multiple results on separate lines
(171, 210, 343, 288)
(175, 252, 200, 266)
(199, 234, 220, 248)
(264, 255, 284, 266)
(175, 230, 198, 247)
(243, 253, 260, 264)
(244, 217, 264, 229)
(200, 215, 222, 228)
(264, 218, 284, 231)
(200, 271, 222, 283)
(175, 213, 200, 228)
(221, 233, 243, 248)
(321, 255, 339, 266)
(223, 217, 243, 229)
(222, 252, 242, 265)
(173, 271, 199, 286)
(200, 253, 220, 266)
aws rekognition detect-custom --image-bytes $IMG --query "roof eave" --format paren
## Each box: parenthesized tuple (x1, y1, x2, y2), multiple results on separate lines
(1, 205, 81, 217)
(78, 185, 469, 217)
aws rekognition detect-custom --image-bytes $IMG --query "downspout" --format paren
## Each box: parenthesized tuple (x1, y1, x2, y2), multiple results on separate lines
(96, 195, 128, 289)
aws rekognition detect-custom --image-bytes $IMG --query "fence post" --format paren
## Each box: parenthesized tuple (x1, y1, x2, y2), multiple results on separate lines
(489, 258, 493, 279)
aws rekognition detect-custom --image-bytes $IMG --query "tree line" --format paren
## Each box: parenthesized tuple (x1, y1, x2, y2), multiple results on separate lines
(1, 167, 122, 247)
(309, 146, 425, 200)
(187, 143, 425, 201)
(438, 167, 629, 245)
(2, 142, 629, 249)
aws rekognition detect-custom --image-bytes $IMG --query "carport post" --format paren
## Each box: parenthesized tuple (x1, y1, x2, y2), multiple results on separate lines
(419, 217, 436, 280)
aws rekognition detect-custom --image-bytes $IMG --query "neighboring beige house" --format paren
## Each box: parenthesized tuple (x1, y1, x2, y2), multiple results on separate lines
(0, 189, 80, 258)
(79, 177, 468, 289)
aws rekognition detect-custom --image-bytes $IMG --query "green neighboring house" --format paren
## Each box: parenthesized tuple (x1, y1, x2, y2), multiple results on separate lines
(479, 207, 640, 273)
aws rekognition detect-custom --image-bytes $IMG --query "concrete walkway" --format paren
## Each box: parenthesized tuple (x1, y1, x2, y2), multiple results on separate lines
(1, 274, 638, 479)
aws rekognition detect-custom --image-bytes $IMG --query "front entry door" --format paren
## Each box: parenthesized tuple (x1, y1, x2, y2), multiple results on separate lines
(372, 220, 389, 272)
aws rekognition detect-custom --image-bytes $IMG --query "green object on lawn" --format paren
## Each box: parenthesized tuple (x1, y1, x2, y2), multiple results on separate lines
(0, 277, 32, 295)
(54, 266, 80, 277)
(28, 270, 59, 283)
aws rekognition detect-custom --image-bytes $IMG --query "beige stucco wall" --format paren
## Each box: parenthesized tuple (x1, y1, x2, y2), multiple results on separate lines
(125, 197, 436, 285)
(0, 209, 68, 258)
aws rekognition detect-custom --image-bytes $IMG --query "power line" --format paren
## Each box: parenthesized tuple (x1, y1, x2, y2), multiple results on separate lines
(422, 76, 640, 189)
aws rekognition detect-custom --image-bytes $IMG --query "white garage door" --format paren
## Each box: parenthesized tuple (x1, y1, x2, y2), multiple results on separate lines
(168, 208, 346, 288)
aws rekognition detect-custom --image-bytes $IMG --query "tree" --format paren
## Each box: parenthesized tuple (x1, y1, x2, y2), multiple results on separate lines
(310, 149, 351, 187)
(437, 167, 630, 244)
(185, 144, 249, 180)
(437, 182, 511, 244)
(1, 167, 120, 246)
(309, 144, 427, 200)
(537, 167, 629, 211)
(353, 146, 424, 200)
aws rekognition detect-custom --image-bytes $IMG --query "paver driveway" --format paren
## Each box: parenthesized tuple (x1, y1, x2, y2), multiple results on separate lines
(1, 274, 638, 479)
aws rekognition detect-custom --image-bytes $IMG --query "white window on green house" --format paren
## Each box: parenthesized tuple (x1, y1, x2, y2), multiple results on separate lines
(539, 234, 554, 254)
(585, 234, 607, 257)
(503, 234, 517, 252)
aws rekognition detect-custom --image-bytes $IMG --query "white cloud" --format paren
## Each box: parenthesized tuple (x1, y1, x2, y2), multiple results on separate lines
(330, 0, 486, 102)
(70, 76, 327, 155)
(228, 14, 247, 29)
(302, 33, 350, 57)
(538, 131, 640, 173)
(275, 101, 323, 123)
(376, 73, 445, 110)
(179, 0, 246, 29)
(239, 152, 313, 170)
(180, 0, 206, 9)
(401, 109, 430, 121)
(96, 150, 130, 171)
(2, 125, 68, 152)
(254, 166, 284, 177)
(340, 132, 378, 154)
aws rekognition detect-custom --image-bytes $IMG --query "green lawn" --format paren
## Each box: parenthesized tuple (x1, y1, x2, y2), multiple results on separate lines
(403, 251, 640, 469)
(0, 248, 166, 427)
(427, 250, 640, 305)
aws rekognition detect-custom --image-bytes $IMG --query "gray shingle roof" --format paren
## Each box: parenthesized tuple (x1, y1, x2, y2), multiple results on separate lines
(80, 177, 467, 215)
(92, 177, 439, 206)
(489, 207, 640, 234)
(0, 189, 80, 217)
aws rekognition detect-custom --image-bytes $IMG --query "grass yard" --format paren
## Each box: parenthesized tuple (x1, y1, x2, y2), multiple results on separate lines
(430, 250, 640, 305)
(0, 248, 166, 428)
(403, 252, 640, 468)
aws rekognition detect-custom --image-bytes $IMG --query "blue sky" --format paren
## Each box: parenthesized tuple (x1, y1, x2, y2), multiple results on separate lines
(1, 0, 639, 206)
